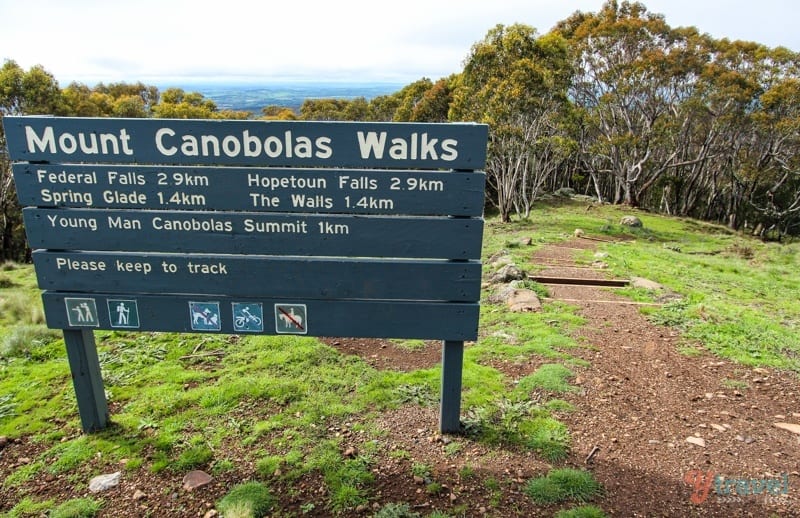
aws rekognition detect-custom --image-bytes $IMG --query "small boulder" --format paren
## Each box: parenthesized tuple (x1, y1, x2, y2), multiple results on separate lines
(506, 290, 542, 312)
(487, 283, 522, 304)
(488, 264, 526, 284)
(620, 215, 643, 227)
(773, 422, 800, 435)
(182, 470, 213, 491)
(631, 277, 664, 290)
(486, 250, 512, 267)
(89, 471, 121, 493)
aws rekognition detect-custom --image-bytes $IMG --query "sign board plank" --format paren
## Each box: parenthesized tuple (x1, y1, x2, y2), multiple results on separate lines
(23, 208, 483, 259)
(42, 292, 480, 340)
(12, 164, 485, 217)
(32, 251, 482, 302)
(3, 117, 488, 169)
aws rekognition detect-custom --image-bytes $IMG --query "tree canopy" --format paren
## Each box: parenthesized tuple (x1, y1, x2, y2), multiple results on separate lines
(3, 0, 800, 261)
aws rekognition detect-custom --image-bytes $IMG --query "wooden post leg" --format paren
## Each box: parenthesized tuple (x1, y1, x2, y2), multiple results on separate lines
(439, 340, 464, 434)
(63, 330, 109, 433)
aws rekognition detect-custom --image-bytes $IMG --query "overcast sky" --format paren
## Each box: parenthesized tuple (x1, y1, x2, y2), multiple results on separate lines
(1, 0, 798, 86)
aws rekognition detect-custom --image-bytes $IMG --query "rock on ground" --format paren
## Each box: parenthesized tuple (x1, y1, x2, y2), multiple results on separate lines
(89, 471, 121, 492)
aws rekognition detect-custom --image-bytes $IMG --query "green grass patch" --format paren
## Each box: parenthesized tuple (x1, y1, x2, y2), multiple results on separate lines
(50, 497, 103, 518)
(217, 482, 275, 518)
(516, 364, 578, 393)
(373, 502, 421, 518)
(524, 468, 602, 505)
(174, 443, 214, 471)
(554, 505, 608, 518)
(520, 417, 571, 461)
(1, 325, 62, 360)
(596, 217, 800, 370)
(2, 496, 57, 517)
(389, 339, 428, 351)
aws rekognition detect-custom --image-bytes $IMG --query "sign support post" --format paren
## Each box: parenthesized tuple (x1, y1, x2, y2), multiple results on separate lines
(62, 329, 108, 432)
(439, 340, 464, 433)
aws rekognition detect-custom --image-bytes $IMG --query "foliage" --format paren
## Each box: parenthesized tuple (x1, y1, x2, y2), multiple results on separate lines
(451, 24, 573, 222)
(524, 468, 602, 505)
(1, 324, 61, 359)
(217, 482, 275, 518)
(5, 2, 800, 235)
(2, 497, 56, 517)
(554, 505, 608, 518)
(372, 502, 421, 518)
(49, 497, 103, 518)
(516, 364, 578, 393)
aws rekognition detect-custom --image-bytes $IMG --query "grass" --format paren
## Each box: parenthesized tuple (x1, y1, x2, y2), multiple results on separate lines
(524, 468, 602, 505)
(49, 497, 103, 518)
(503, 200, 800, 371)
(1, 200, 798, 515)
(516, 364, 578, 393)
(554, 505, 608, 518)
(216, 482, 275, 518)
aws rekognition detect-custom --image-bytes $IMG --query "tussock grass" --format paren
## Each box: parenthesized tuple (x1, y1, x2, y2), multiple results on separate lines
(217, 482, 275, 518)
(50, 497, 103, 518)
(554, 505, 609, 518)
(0, 292, 45, 325)
(1, 324, 61, 359)
(517, 364, 578, 393)
(525, 468, 602, 505)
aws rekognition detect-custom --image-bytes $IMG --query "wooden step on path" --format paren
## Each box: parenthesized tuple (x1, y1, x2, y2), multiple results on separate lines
(543, 297, 663, 306)
(529, 275, 629, 288)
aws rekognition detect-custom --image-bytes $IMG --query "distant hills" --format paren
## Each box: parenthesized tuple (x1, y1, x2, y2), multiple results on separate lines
(164, 82, 406, 114)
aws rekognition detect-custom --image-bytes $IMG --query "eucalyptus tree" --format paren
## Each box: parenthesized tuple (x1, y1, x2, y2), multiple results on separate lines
(744, 54, 800, 237)
(559, 1, 706, 207)
(0, 60, 64, 260)
(451, 24, 573, 221)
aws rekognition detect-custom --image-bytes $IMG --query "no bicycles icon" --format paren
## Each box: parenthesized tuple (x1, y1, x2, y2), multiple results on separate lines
(232, 302, 264, 333)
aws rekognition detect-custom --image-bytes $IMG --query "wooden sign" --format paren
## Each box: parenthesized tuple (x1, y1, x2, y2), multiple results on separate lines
(3, 116, 488, 434)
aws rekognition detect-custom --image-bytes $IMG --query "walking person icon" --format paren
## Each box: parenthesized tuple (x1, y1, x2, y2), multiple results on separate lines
(116, 301, 130, 325)
(107, 299, 140, 329)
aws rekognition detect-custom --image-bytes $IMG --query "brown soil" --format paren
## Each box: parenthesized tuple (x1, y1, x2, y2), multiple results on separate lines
(1, 238, 798, 517)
